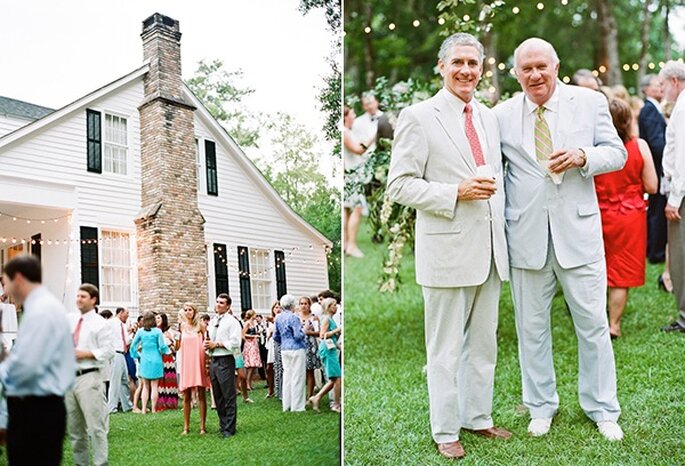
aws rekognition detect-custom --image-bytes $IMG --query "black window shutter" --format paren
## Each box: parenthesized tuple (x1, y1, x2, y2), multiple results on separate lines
(274, 250, 287, 299)
(205, 140, 218, 196)
(214, 243, 229, 296)
(237, 246, 252, 311)
(86, 109, 102, 173)
(80, 227, 99, 288)
(31, 234, 41, 262)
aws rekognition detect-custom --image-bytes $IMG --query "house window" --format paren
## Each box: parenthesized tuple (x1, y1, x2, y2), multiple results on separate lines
(86, 110, 102, 173)
(237, 246, 251, 311)
(249, 249, 271, 311)
(195, 138, 203, 192)
(100, 230, 132, 303)
(205, 140, 218, 196)
(103, 114, 128, 175)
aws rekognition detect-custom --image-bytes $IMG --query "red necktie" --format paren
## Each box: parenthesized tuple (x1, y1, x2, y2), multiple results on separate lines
(464, 103, 485, 167)
(73, 317, 83, 347)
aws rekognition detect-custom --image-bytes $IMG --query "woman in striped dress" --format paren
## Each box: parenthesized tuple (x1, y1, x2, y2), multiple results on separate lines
(156, 313, 179, 411)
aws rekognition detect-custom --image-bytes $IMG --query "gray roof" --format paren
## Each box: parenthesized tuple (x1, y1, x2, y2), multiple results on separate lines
(0, 96, 54, 121)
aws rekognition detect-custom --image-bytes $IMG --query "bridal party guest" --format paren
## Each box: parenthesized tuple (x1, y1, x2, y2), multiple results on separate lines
(309, 298, 341, 413)
(131, 312, 170, 414)
(156, 313, 179, 410)
(595, 99, 658, 338)
(273, 295, 306, 412)
(177, 303, 210, 435)
(299, 296, 321, 398)
(242, 310, 262, 391)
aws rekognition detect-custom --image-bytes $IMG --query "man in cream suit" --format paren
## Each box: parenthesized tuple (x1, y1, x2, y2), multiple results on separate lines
(493, 38, 626, 441)
(387, 33, 510, 460)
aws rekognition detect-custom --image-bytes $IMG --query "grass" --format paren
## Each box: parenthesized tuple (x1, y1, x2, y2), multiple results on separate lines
(344, 223, 685, 466)
(48, 386, 339, 466)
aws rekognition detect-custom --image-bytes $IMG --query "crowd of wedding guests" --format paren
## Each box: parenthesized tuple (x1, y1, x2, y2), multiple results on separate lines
(0, 253, 341, 465)
(345, 63, 685, 339)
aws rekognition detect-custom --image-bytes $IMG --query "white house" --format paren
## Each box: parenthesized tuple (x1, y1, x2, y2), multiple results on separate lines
(0, 13, 331, 317)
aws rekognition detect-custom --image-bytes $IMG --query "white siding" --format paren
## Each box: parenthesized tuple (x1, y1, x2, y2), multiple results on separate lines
(194, 116, 330, 311)
(0, 115, 30, 138)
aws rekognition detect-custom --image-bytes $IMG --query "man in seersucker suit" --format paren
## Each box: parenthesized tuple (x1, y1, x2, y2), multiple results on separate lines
(493, 37, 626, 441)
(387, 32, 511, 461)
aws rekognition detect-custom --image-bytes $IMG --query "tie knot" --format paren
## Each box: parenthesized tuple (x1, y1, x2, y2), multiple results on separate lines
(464, 103, 472, 114)
(536, 106, 546, 118)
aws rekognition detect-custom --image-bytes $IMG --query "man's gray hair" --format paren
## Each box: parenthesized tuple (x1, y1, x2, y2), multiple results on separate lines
(659, 61, 685, 81)
(279, 294, 297, 310)
(361, 91, 377, 103)
(513, 38, 560, 69)
(438, 33, 485, 63)
(572, 68, 601, 86)
(640, 73, 660, 90)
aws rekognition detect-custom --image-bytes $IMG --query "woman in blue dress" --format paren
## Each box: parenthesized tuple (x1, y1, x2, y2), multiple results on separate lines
(308, 298, 341, 413)
(131, 311, 170, 414)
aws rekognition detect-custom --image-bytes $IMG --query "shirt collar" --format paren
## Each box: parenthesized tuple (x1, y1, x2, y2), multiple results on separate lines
(524, 83, 560, 116)
(646, 96, 662, 112)
(441, 88, 479, 118)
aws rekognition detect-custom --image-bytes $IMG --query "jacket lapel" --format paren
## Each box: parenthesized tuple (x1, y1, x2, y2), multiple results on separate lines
(433, 90, 476, 173)
(511, 94, 545, 175)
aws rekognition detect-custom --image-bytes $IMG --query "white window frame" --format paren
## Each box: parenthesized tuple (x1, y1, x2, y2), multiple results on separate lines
(102, 112, 129, 176)
(195, 137, 205, 193)
(99, 229, 134, 306)
(249, 248, 272, 312)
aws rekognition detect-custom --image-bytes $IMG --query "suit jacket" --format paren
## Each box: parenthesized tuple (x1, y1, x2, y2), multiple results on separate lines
(387, 89, 508, 288)
(638, 99, 667, 177)
(493, 83, 626, 271)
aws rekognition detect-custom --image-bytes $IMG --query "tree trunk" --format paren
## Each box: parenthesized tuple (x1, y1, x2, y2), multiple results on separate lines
(483, 30, 499, 103)
(637, 0, 653, 95)
(596, 0, 622, 85)
(363, 2, 375, 88)
(663, 0, 672, 60)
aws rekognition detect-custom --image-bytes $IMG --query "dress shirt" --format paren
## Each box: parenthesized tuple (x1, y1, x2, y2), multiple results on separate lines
(208, 312, 241, 357)
(0, 286, 76, 396)
(441, 90, 489, 156)
(646, 96, 663, 115)
(351, 111, 383, 154)
(109, 317, 131, 353)
(273, 310, 306, 351)
(522, 85, 560, 161)
(663, 91, 685, 208)
(69, 309, 115, 371)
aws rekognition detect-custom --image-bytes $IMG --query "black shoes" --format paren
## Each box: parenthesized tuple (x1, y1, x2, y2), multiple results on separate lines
(661, 321, 685, 333)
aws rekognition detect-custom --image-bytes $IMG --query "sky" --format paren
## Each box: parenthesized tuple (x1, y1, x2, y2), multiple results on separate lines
(0, 0, 338, 172)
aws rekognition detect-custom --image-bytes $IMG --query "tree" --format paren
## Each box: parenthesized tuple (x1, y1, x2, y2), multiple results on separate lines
(186, 59, 261, 148)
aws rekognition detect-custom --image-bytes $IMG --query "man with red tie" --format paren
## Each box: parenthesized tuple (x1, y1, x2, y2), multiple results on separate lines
(107, 307, 133, 413)
(387, 33, 511, 460)
(66, 284, 115, 466)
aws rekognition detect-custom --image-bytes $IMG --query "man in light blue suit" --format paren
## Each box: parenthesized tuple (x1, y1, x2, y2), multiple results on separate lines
(493, 38, 626, 441)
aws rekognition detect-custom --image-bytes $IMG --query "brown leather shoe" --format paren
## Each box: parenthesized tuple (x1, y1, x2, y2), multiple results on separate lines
(464, 426, 512, 440)
(436, 440, 466, 459)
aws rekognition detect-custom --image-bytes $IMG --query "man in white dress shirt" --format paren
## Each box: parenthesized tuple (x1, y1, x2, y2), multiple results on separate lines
(351, 92, 383, 154)
(107, 307, 133, 413)
(0, 255, 75, 465)
(66, 284, 115, 466)
(493, 37, 625, 441)
(204, 293, 242, 438)
(659, 60, 685, 333)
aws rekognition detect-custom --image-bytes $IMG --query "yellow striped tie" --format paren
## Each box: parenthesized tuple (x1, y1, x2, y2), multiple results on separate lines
(535, 106, 553, 163)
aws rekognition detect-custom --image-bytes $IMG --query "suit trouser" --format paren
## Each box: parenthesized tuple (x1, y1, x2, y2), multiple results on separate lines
(7, 395, 66, 466)
(510, 240, 620, 422)
(107, 353, 132, 412)
(647, 192, 668, 263)
(668, 204, 685, 326)
(423, 263, 500, 444)
(65, 370, 109, 466)
(281, 349, 306, 412)
(210, 355, 237, 436)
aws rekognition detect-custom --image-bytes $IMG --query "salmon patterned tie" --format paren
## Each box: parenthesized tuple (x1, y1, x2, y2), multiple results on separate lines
(463, 103, 485, 167)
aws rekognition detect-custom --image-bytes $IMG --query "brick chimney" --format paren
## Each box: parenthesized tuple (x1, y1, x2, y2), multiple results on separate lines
(136, 13, 208, 318)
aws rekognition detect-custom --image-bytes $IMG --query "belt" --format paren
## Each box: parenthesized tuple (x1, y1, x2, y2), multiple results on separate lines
(211, 354, 234, 360)
(76, 368, 99, 377)
(116, 350, 126, 354)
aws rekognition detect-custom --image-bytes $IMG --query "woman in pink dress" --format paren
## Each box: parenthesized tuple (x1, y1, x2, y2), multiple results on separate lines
(242, 310, 262, 391)
(177, 303, 210, 435)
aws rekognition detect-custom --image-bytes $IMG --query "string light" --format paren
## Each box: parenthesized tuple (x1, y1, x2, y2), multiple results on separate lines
(512, 6, 520, 14)
(412, 19, 420, 27)
(0, 211, 70, 223)
(537, 3, 545, 10)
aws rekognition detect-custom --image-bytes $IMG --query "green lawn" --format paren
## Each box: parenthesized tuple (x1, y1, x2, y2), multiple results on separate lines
(54, 386, 339, 466)
(344, 223, 685, 465)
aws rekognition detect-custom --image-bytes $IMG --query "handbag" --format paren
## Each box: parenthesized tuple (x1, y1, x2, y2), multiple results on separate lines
(324, 338, 336, 350)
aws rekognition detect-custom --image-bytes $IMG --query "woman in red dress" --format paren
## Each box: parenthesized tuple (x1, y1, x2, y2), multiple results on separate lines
(595, 99, 658, 338)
